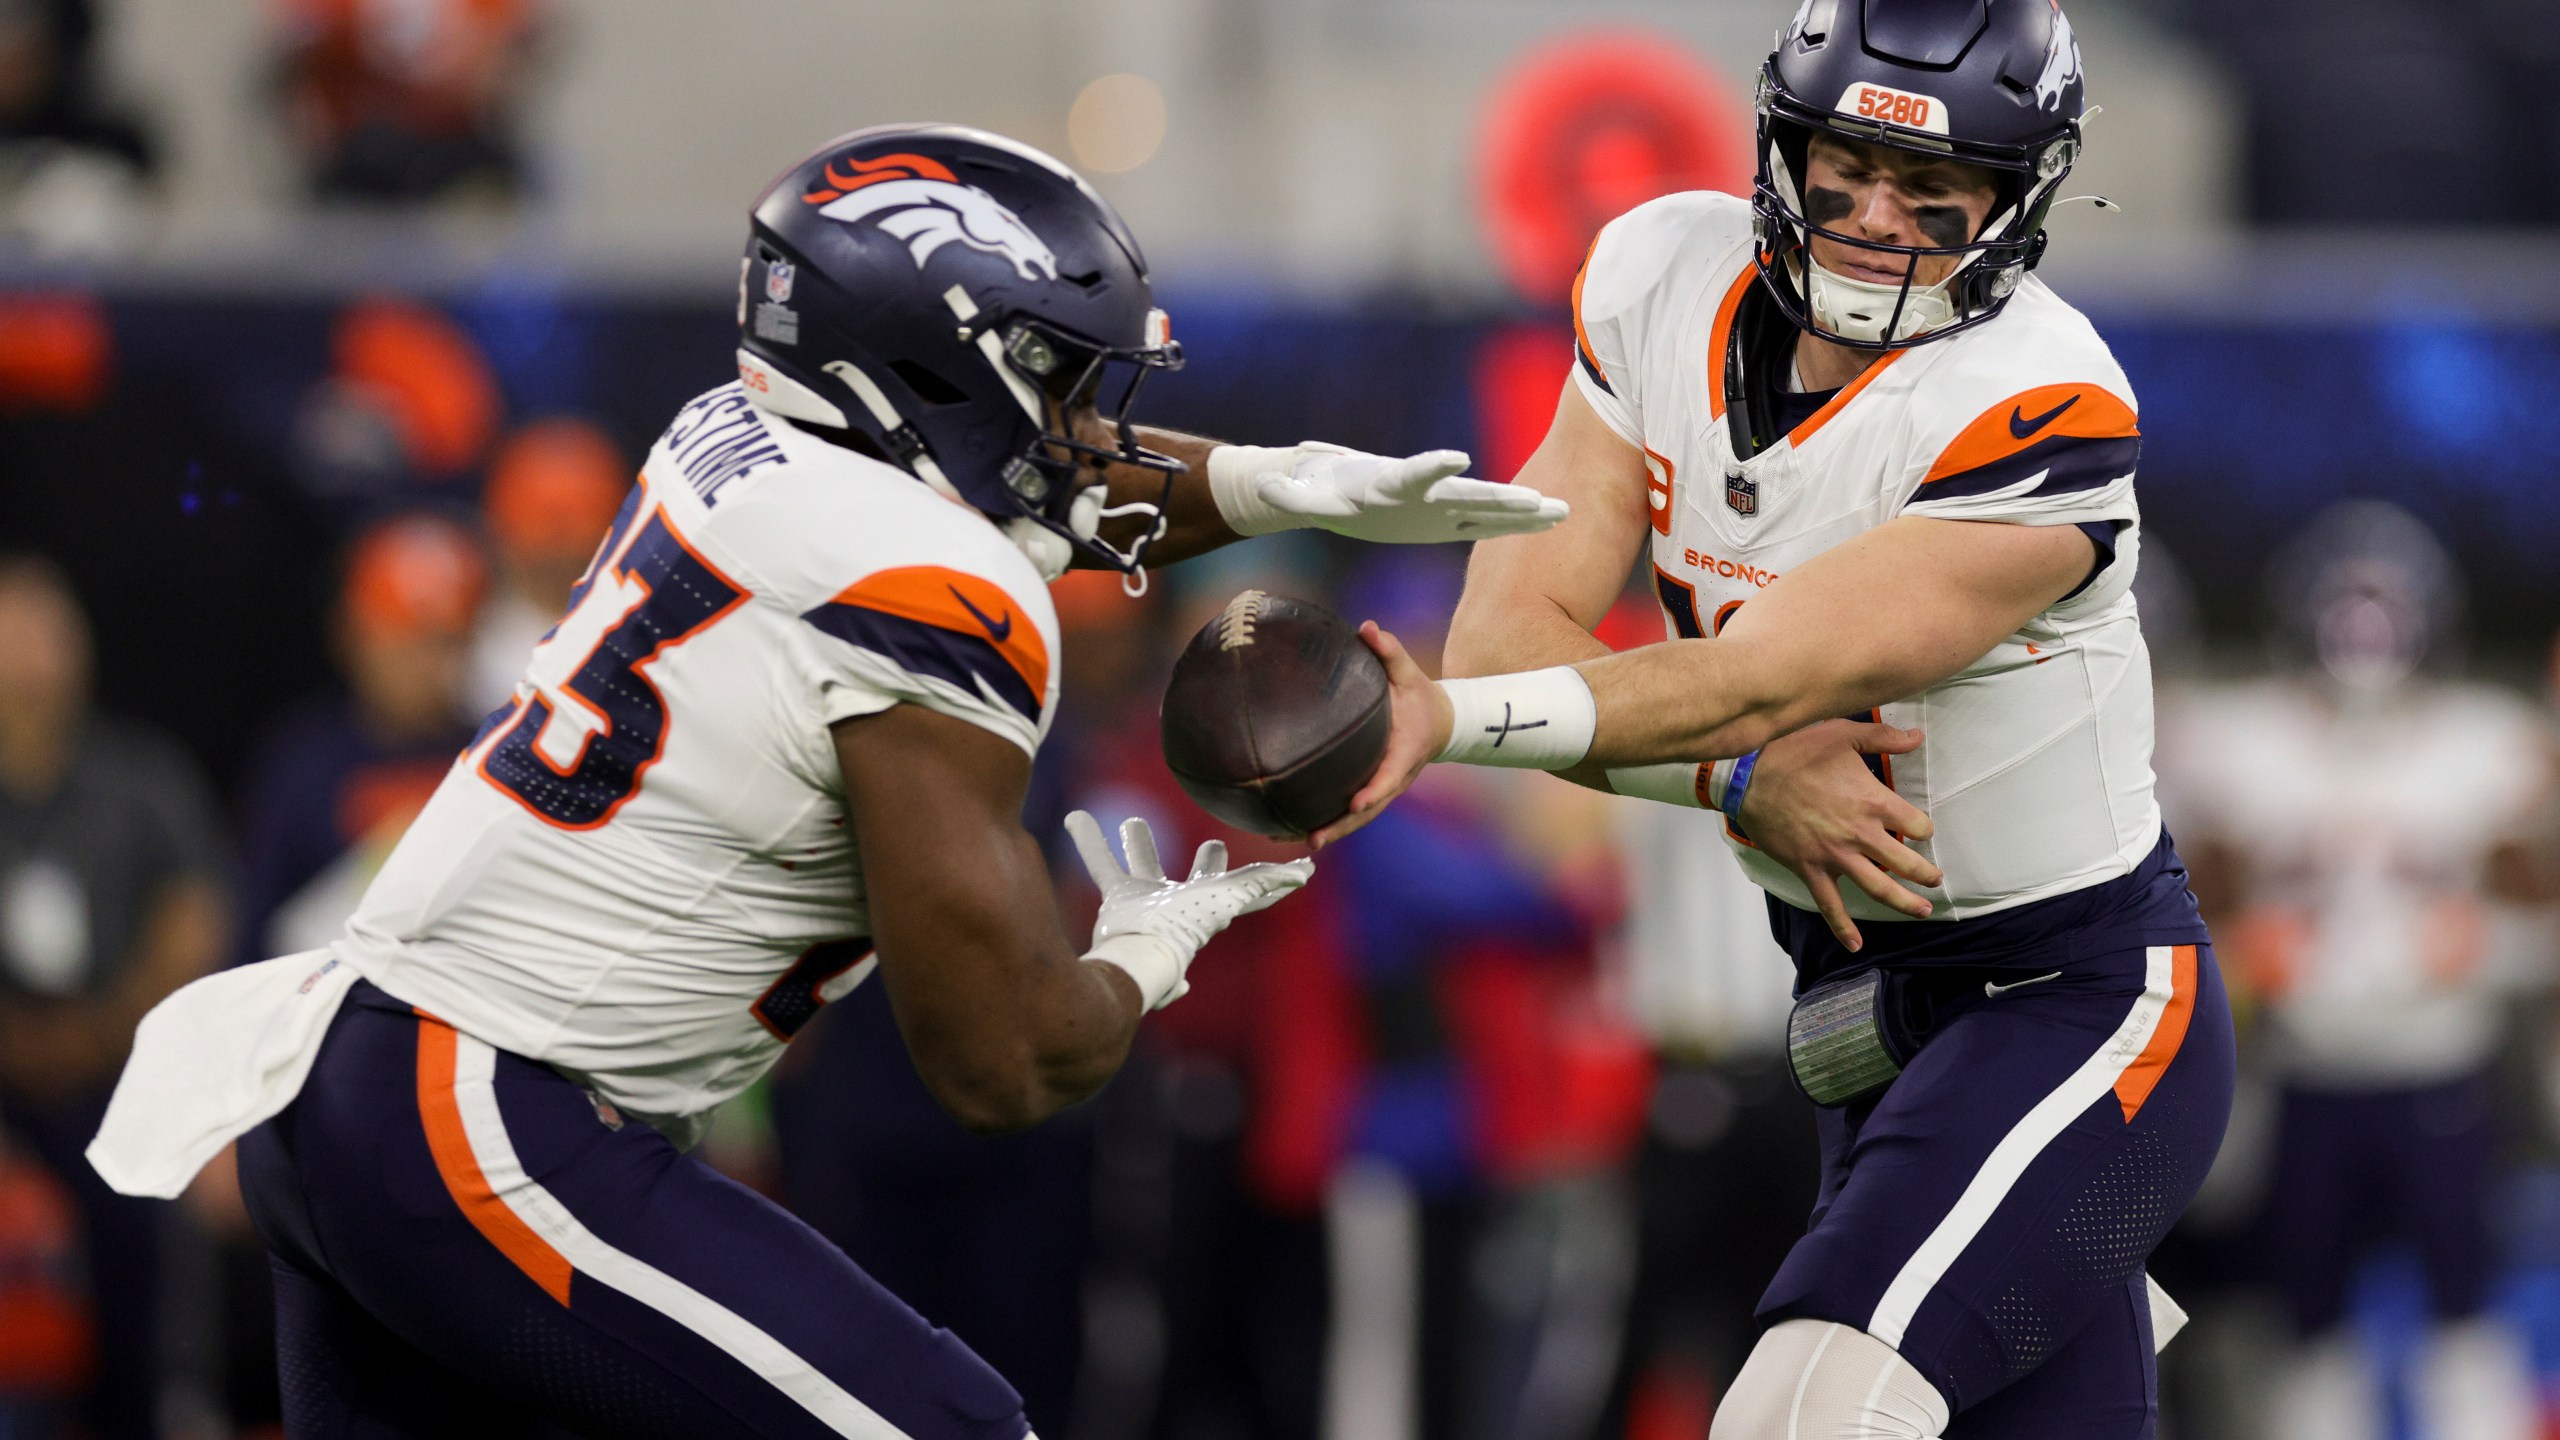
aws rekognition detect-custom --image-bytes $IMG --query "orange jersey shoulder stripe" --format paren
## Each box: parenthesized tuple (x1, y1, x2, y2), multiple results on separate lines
(1923, 383, 2139, 485)
(413, 1013, 573, 1305)
(1705, 263, 1757, 422)
(1570, 244, 1606, 385)
(2114, 944, 2198, 1123)
(824, 566, 1049, 700)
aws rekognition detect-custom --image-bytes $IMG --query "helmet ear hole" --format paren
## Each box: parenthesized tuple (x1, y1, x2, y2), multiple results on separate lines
(889, 359, 968, 407)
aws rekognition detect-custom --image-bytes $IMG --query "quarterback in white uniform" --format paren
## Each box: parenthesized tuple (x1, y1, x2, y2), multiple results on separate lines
(1332, 2, 2235, 1437)
(84, 127, 1566, 1440)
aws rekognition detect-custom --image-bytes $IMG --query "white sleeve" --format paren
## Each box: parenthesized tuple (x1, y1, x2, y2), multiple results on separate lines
(1899, 377, 2143, 531)
(1568, 196, 1718, 448)
(1571, 238, 1642, 447)
(795, 562, 1059, 759)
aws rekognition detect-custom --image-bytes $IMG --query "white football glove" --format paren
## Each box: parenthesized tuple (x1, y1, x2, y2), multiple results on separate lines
(1207, 441, 1570, 544)
(1067, 811, 1313, 1010)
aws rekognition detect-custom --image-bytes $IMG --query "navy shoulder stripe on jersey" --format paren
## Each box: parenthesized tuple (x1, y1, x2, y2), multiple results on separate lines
(1909, 433, 2142, 504)
(801, 602, 1043, 722)
(1575, 341, 1616, 396)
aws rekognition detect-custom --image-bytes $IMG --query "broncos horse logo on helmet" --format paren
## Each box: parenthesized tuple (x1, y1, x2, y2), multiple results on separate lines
(2031, 4, 2084, 112)
(802, 153, 1063, 283)
(738, 125, 1183, 584)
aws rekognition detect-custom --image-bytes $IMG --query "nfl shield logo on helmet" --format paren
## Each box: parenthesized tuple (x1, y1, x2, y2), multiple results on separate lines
(766, 260, 795, 303)
(1726, 470, 1759, 517)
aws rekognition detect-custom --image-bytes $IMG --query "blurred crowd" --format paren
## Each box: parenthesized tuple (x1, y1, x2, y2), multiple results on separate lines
(2, 0, 537, 251)
(4, 0, 2560, 257)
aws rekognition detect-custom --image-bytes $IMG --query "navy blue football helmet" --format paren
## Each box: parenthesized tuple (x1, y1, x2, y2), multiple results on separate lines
(1752, 0, 2088, 349)
(736, 124, 1183, 575)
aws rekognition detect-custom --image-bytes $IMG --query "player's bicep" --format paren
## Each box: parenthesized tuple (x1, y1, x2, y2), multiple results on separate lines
(831, 706, 1070, 1076)
(1717, 516, 2095, 723)
(1449, 381, 1651, 671)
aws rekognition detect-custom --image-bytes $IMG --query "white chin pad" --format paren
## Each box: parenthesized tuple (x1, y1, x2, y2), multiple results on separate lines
(1069, 485, 1105, 541)
(1805, 259, 1959, 345)
(1003, 517, 1074, 582)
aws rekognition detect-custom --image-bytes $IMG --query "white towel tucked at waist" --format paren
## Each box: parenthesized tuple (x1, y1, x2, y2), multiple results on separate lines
(86, 949, 360, 1199)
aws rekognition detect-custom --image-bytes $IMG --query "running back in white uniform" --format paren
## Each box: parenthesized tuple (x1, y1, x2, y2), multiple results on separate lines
(2163, 679, 2553, 1086)
(338, 381, 1061, 1146)
(1574, 192, 2157, 922)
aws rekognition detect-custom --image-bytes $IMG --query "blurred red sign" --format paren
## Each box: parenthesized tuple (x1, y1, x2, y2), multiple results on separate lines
(1476, 30, 1754, 303)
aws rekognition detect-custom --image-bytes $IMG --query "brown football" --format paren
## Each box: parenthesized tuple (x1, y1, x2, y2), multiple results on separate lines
(1160, 590, 1392, 838)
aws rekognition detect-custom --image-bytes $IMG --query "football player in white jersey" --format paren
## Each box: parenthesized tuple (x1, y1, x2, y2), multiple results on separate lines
(82, 126, 1571, 1440)
(1324, 3, 2235, 1436)
(2166, 504, 2548, 1440)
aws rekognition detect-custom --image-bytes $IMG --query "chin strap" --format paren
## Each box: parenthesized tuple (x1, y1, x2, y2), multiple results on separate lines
(1086, 499, 1166, 596)
(1802, 256, 1960, 345)
(1002, 489, 1167, 596)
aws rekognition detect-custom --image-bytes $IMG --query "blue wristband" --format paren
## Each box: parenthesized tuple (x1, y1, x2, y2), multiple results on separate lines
(1721, 750, 1761, 836)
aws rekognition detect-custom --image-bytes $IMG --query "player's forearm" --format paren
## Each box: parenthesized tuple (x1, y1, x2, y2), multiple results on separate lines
(1434, 632, 1867, 781)
(1442, 590, 1621, 795)
(1576, 636, 1867, 766)
(1003, 956, 1146, 1128)
(891, 923, 1145, 1135)
(863, 804, 1146, 1133)
(1081, 426, 1235, 567)
(1443, 520, 2092, 773)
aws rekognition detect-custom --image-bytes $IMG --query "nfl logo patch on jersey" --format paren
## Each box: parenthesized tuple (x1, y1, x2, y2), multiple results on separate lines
(1725, 470, 1758, 517)
(766, 260, 795, 303)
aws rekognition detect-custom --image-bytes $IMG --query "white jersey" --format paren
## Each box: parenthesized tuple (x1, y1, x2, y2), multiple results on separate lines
(2161, 679, 2553, 1087)
(1574, 192, 2158, 922)
(335, 382, 1061, 1146)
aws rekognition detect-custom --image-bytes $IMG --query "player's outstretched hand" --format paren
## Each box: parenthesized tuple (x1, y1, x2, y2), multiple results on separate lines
(1215, 442, 1569, 544)
(1311, 622, 1452, 849)
(1069, 811, 1314, 1008)
(1738, 719, 1942, 952)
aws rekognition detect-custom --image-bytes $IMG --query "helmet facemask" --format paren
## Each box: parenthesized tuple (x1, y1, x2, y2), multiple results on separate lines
(969, 306, 1186, 588)
(1751, 67, 2078, 351)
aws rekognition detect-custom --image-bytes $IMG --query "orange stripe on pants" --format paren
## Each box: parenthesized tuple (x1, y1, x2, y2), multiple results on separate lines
(2114, 945, 2197, 1123)
(413, 1013, 574, 1305)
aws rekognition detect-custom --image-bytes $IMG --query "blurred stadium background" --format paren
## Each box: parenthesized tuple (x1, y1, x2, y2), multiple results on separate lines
(2, 1, 2559, 1438)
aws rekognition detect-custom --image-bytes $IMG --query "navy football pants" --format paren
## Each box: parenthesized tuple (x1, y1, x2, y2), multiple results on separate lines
(1758, 943, 2237, 1437)
(237, 982, 1030, 1440)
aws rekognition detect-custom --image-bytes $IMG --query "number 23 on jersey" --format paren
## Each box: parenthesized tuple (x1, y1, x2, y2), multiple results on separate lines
(478, 487, 748, 828)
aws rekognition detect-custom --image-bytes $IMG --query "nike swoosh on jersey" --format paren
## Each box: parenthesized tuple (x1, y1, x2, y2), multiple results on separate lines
(1982, 969, 2064, 998)
(804, 566, 1050, 722)
(948, 585, 1013, 642)
(2008, 394, 2081, 440)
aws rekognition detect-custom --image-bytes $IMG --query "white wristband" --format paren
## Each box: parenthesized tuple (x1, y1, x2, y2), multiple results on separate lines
(1205, 443, 1301, 537)
(1606, 762, 1709, 808)
(1435, 667, 1597, 769)
(1086, 932, 1190, 1011)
